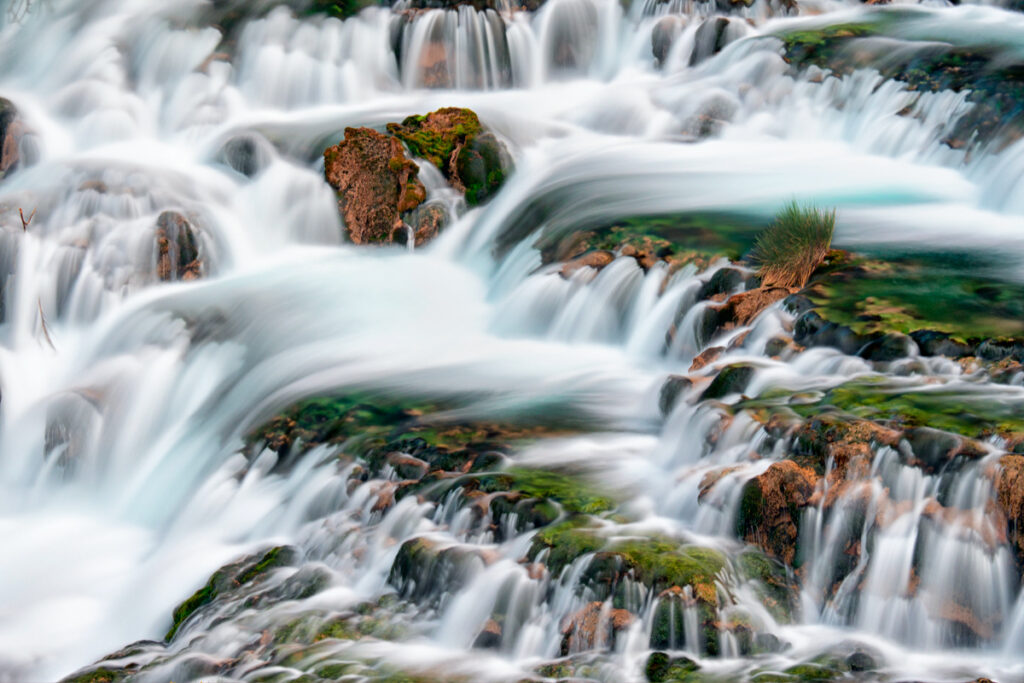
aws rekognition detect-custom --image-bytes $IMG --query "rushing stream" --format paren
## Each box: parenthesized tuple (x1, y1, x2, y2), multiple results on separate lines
(3, 0, 1024, 681)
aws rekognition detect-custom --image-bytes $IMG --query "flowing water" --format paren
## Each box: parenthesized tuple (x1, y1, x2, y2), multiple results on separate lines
(3, 0, 1024, 681)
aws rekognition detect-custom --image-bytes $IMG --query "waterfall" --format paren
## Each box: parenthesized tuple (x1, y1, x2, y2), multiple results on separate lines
(3, 0, 1024, 682)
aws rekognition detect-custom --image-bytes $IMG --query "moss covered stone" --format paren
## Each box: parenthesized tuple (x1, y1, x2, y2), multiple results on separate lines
(165, 546, 296, 641)
(387, 108, 511, 206)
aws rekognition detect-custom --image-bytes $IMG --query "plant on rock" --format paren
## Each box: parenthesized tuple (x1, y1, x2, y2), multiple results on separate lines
(752, 202, 836, 289)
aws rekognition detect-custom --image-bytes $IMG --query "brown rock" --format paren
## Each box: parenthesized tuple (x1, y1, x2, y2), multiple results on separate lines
(736, 460, 819, 565)
(713, 286, 790, 329)
(155, 211, 201, 281)
(992, 455, 1024, 566)
(0, 98, 23, 178)
(560, 602, 634, 655)
(413, 204, 449, 246)
(690, 346, 724, 372)
(323, 127, 426, 244)
(560, 250, 615, 277)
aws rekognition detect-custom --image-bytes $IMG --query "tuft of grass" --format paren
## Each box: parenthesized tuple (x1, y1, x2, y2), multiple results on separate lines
(752, 202, 836, 289)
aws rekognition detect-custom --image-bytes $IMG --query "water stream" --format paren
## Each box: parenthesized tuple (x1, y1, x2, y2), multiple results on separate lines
(2, 0, 1024, 681)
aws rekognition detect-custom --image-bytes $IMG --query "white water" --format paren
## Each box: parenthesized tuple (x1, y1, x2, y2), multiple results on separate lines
(2, 0, 1024, 681)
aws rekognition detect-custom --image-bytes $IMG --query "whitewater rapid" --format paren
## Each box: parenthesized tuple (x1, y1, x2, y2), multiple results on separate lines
(2, 0, 1024, 681)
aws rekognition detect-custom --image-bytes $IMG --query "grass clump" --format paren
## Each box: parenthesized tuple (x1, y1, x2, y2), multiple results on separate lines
(752, 202, 836, 289)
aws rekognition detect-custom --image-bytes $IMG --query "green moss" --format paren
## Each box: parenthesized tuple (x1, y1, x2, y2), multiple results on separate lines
(782, 664, 840, 681)
(307, 0, 380, 19)
(791, 378, 1024, 440)
(529, 517, 606, 576)
(61, 670, 125, 683)
(165, 577, 217, 641)
(386, 109, 482, 171)
(236, 546, 291, 585)
(737, 550, 796, 623)
(804, 252, 1024, 340)
(499, 467, 615, 515)
(611, 539, 725, 595)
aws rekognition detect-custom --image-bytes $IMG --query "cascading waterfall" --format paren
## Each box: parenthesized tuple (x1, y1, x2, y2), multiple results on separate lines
(4, 0, 1024, 682)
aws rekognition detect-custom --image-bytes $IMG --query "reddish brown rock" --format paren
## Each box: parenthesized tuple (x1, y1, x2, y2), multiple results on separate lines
(690, 346, 724, 372)
(323, 127, 427, 244)
(560, 601, 634, 655)
(0, 98, 23, 179)
(736, 460, 819, 565)
(992, 455, 1024, 566)
(155, 211, 201, 281)
(560, 250, 615, 277)
(713, 286, 791, 329)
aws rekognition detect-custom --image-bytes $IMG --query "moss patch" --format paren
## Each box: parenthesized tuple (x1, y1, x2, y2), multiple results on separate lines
(803, 252, 1024, 341)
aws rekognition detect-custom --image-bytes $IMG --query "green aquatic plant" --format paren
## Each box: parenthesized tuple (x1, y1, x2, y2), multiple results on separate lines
(752, 202, 836, 289)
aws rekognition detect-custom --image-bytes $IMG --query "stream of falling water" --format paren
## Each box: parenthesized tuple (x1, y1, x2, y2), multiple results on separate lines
(3, 0, 1024, 681)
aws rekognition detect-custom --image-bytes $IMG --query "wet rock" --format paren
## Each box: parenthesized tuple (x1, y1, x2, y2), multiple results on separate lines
(659, 376, 693, 417)
(698, 267, 745, 302)
(323, 127, 427, 244)
(387, 107, 512, 206)
(0, 98, 23, 179)
(473, 619, 503, 649)
(155, 211, 202, 281)
(713, 286, 790, 328)
(165, 546, 298, 641)
(846, 650, 877, 672)
(559, 601, 635, 655)
(909, 330, 975, 359)
(645, 651, 699, 683)
(735, 461, 818, 565)
(858, 332, 917, 362)
(690, 346, 724, 372)
(690, 17, 731, 66)
(560, 250, 615, 277)
(700, 363, 755, 401)
(411, 203, 449, 246)
(992, 455, 1024, 567)
(218, 133, 273, 177)
(651, 16, 684, 65)
(903, 427, 984, 473)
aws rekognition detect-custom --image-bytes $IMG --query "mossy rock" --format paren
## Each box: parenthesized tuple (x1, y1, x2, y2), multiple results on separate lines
(528, 516, 607, 576)
(471, 467, 615, 515)
(776, 14, 1024, 146)
(603, 538, 725, 598)
(307, 0, 383, 18)
(165, 546, 297, 640)
(387, 108, 512, 206)
(60, 669, 127, 683)
(737, 550, 798, 623)
(801, 251, 1024, 342)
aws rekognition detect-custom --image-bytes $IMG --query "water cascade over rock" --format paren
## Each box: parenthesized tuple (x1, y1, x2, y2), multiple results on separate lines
(2, 1, 1024, 683)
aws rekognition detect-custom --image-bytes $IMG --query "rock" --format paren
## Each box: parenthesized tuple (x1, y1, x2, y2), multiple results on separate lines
(651, 16, 684, 65)
(323, 127, 427, 244)
(387, 108, 511, 206)
(690, 17, 731, 66)
(644, 651, 699, 682)
(735, 461, 818, 565)
(909, 330, 975, 358)
(0, 98, 23, 179)
(659, 374, 692, 415)
(155, 211, 202, 281)
(858, 332, 917, 362)
(992, 455, 1024, 567)
(700, 363, 755, 401)
(846, 650, 876, 672)
(713, 287, 790, 328)
(411, 203, 449, 246)
(698, 267, 745, 302)
(560, 601, 634, 655)
(903, 427, 984, 473)
(473, 619, 502, 649)
(561, 250, 615, 277)
(690, 346, 724, 372)
(218, 133, 273, 178)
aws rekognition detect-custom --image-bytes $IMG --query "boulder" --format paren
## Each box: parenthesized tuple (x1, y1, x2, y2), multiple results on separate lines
(387, 108, 511, 206)
(324, 127, 427, 244)
(155, 211, 202, 281)
(993, 455, 1024, 567)
(0, 98, 23, 179)
(560, 601, 634, 655)
(735, 460, 818, 565)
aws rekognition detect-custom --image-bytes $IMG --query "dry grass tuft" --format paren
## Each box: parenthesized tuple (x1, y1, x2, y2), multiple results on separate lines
(752, 202, 836, 289)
